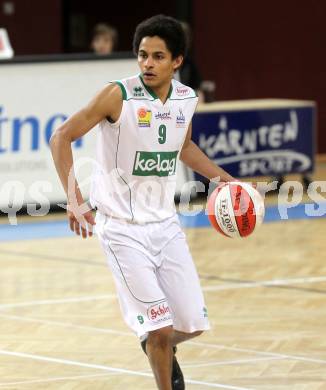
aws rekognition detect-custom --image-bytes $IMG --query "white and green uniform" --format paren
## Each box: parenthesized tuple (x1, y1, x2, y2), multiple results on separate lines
(93, 75, 210, 337)
(90, 74, 197, 223)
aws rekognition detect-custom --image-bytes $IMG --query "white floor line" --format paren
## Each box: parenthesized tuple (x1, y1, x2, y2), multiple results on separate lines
(1, 312, 324, 366)
(0, 372, 120, 387)
(202, 275, 326, 292)
(0, 314, 284, 369)
(186, 379, 253, 390)
(0, 349, 152, 377)
(182, 356, 285, 368)
(0, 313, 130, 337)
(0, 349, 253, 390)
(0, 294, 116, 310)
(189, 341, 326, 365)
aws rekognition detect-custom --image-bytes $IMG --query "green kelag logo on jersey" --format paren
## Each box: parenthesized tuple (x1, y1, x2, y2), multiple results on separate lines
(133, 151, 178, 176)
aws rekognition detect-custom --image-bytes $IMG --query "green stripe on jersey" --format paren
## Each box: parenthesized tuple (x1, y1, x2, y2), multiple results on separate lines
(139, 75, 158, 99)
(115, 81, 127, 100)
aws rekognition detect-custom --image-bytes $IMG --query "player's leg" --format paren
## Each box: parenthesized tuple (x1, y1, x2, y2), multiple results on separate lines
(158, 228, 210, 344)
(106, 244, 174, 389)
(147, 215, 209, 389)
(149, 225, 209, 389)
(95, 214, 175, 389)
(146, 326, 174, 390)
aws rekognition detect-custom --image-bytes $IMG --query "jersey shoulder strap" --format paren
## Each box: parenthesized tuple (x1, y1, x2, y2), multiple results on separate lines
(169, 79, 198, 101)
(112, 74, 155, 101)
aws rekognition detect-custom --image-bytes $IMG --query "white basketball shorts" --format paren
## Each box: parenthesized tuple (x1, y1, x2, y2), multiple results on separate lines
(95, 212, 210, 338)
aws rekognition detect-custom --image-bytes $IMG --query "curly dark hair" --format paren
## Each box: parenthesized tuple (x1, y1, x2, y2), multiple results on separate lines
(133, 15, 186, 59)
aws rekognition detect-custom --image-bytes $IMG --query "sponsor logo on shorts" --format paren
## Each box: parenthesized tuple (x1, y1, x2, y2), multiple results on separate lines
(203, 307, 208, 318)
(132, 151, 178, 177)
(137, 107, 152, 127)
(218, 198, 237, 234)
(155, 110, 172, 120)
(176, 108, 186, 128)
(137, 315, 144, 324)
(176, 86, 190, 97)
(147, 301, 171, 324)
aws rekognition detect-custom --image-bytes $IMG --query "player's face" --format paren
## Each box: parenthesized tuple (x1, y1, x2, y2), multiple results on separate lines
(138, 36, 183, 88)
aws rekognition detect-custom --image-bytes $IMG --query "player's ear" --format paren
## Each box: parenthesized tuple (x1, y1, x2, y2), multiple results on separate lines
(173, 55, 183, 71)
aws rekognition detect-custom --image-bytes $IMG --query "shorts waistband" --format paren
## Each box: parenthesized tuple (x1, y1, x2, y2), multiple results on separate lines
(96, 211, 178, 226)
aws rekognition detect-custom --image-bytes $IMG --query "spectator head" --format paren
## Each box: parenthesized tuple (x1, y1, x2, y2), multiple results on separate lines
(91, 23, 118, 55)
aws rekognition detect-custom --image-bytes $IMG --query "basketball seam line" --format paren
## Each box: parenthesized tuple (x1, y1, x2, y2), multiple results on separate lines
(228, 184, 241, 238)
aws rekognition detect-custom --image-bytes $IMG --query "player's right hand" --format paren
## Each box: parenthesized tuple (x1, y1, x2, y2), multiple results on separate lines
(67, 202, 96, 239)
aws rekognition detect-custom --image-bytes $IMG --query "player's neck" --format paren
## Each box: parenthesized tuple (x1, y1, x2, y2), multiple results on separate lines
(140, 74, 172, 104)
(151, 81, 172, 104)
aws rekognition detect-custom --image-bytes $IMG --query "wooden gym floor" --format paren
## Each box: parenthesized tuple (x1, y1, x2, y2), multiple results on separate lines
(0, 165, 325, 389)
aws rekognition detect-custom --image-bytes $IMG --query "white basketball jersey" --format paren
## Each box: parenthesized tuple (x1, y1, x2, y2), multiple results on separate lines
(90, 74, 198, 223)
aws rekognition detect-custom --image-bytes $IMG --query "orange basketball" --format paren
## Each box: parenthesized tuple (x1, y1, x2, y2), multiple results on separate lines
(207, 181, 265, 238)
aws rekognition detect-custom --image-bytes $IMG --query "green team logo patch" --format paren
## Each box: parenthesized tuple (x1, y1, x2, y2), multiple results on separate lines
(133, 151, 178, 177)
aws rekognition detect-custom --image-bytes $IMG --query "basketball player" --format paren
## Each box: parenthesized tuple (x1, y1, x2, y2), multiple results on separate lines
(50, 15, 234, 390)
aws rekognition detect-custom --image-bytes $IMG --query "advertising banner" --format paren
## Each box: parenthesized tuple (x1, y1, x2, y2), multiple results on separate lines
(192, 101, 316, 180)
(0, 58, 138, 210)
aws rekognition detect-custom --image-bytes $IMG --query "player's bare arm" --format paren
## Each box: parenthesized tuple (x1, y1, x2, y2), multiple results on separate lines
(180, 122, 235, 183)
(50, 83, 122, 238)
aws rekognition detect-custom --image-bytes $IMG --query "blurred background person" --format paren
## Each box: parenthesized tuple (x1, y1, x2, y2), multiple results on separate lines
(175, 21, 206, 102)
(0, 28, 14, 59)
(90, 23, 118, 55)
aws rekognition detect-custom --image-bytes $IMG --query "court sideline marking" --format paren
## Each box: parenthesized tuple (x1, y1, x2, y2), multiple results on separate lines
(1, 312, 325, 366)
(0, 372, 122, 387)
(181, 356, 286, 368)
(0, 274, 325, 312)
(0, 313, 286, 370)
(0, 313, 130, 337)
(0, 294, 116, 310)
(0, 349, 253, 390)
(0, 268, 325, 385)
(0, 248, 105, 267)
(1, 245, 326, 296)
(202, 275, 326, 292)
(0, 355, 285, 387)
(188, 341, 326, 366)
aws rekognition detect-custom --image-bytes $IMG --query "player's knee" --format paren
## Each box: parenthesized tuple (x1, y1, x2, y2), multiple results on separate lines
(147, 326, 173, 349)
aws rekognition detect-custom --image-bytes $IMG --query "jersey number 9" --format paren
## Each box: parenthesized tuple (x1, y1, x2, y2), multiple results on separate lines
(158, 124, 166, 144)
